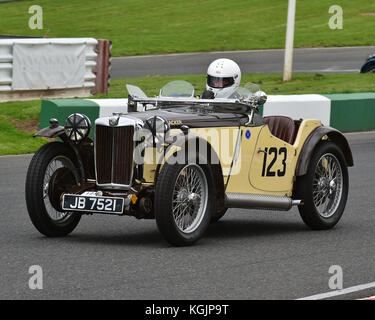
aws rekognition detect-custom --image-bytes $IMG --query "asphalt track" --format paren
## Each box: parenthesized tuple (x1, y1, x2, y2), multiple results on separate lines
(0, 131, 374, 300)
(111, 46, 375, 78)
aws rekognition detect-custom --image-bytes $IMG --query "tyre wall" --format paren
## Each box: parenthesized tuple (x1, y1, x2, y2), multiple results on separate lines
(39, 98, 128, 139)
(40, 92, 375, 136)
(262, 92, 375, 132)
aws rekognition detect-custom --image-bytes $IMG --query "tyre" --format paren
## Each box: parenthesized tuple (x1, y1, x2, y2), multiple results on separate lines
(155, 162, 213, 246)
(211, 208, 227, 223)
(25, 142, 82, 237)
(295, 141, 349, 230)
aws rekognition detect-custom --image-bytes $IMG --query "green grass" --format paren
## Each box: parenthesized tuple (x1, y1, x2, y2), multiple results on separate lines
(0, 100, 47, 155)
(98, 73, 375, 97)
(1, 72, 374, 155)
(1, 0, 375, 56)
(0, 117, 46, 155)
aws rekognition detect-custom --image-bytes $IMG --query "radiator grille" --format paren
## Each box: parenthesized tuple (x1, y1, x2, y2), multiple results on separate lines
(95, 125, 134, 186)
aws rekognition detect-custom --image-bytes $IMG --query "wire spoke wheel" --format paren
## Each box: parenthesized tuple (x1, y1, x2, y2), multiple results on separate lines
(155, 160, 213, 246)
(172, 164, 208, 234)
(26, 142, 82, 237)
(42, 156, 78, 222)
(295, 142, 349, 230)
(312, 153, 343, 218)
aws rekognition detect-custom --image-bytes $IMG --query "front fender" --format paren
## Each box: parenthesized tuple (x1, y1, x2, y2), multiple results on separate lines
(161, 131, 226, 212)
(34, 124, 95, 181)
(33, 125, 66, 139)
(296, 126, 353, 176)
(162, 132, 221, 166)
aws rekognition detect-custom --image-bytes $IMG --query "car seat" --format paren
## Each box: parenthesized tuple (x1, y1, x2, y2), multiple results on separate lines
(263, 116, 297, 145)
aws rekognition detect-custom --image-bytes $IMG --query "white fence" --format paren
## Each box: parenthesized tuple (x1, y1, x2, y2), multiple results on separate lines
(0, 38, 97, 101)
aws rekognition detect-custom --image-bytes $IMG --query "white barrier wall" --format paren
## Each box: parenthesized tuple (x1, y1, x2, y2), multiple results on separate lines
(263, 94, 332, 126)
(0, 38, 97, 100)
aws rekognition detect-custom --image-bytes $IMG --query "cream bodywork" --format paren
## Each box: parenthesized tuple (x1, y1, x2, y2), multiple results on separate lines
(227, 119, 322, 196)
(141, 119, 322, 197)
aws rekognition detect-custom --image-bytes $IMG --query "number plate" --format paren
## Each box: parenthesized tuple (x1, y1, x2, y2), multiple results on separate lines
(62, 194, 124, 214)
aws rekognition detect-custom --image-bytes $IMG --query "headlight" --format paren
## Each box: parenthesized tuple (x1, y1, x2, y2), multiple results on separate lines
(64, 113, 91, 142)
(144, 116, 170, 147)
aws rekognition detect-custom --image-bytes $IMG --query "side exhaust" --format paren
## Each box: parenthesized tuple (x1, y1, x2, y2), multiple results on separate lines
(225, 193, 302, 211)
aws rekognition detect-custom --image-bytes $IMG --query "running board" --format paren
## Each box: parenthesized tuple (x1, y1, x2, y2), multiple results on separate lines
(225, 193, 302, 211)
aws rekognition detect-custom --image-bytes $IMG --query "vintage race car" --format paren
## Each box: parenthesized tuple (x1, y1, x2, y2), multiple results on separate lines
(26, 81, 353, 246)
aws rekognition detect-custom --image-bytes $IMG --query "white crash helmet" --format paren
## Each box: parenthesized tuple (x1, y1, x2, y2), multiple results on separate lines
(206, 58, 241, 98)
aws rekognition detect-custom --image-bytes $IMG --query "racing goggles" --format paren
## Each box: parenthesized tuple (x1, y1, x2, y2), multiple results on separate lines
(207, 75, 235, 89)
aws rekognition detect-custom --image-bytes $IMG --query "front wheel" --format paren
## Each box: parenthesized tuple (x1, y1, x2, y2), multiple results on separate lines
(295, 141, 349, 230)
(25, 142, 82, 237)
(155, 162, 213, 246)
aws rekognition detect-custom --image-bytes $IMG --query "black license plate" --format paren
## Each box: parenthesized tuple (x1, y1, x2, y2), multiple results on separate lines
(62, 194, 124, 214)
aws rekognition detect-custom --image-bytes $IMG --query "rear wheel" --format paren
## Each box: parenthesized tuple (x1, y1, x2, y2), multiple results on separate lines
(295, 142, 349, 230)
(155, 162, 213, 246)
(25, 142, 81, 237)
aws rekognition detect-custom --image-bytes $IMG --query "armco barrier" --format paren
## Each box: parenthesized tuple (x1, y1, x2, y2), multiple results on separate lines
(39, 93, 375, 136)
(92, 39, 112, 95)
(0, 38, 98, 102)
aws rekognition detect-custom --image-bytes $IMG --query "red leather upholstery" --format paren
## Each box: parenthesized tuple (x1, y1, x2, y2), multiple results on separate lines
(263, 116, 296, 144)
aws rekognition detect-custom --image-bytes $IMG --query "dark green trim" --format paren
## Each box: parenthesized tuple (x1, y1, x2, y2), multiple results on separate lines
(324, 93, 375, 132)
(40, 99, 99, 139)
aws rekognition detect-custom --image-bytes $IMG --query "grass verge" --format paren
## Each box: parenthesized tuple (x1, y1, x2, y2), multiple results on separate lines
(0, 100, 47, 155)
(97, 73, 375, 98)
(1, 0, 375, 56)
(0, 72, 374, 155)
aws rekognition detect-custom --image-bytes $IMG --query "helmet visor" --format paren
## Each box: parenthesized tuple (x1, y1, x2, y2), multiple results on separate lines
(207, 75, 235, 89)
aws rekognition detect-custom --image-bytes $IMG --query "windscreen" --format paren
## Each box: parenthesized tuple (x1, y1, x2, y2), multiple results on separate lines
(126, 84, 148, 98)
(159, 80, 195, 97)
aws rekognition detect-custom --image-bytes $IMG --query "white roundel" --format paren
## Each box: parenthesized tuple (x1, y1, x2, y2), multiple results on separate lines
(206, 58, 241, 98)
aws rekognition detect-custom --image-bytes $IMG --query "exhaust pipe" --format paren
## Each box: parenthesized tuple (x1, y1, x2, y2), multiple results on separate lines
(225, 193, 302, 211)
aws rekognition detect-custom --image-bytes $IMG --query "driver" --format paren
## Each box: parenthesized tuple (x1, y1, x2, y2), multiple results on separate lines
(202, 58, 241, 99)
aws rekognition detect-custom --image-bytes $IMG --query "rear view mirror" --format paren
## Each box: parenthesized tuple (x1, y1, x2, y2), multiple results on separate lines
(254, 91, 267, 105)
